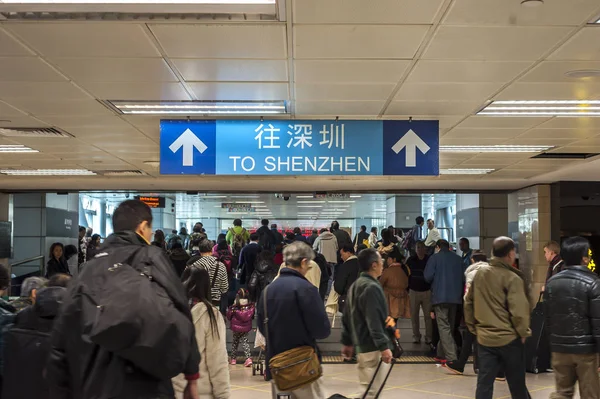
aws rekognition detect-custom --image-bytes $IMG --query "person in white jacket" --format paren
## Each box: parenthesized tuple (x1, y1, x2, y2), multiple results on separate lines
(174, 266, 231, 399)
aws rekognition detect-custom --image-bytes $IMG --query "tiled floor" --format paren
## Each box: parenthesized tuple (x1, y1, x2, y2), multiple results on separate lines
(228, 363, 567, 398)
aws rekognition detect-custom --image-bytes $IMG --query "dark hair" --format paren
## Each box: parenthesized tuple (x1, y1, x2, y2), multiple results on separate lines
(319, 228, 328, 234)
(436, 239, 450, 250)
(153, 230, 165, 244)
(0, 264, 9, 291)
(199, 238, 214, 253)
(271, 223, 278, 229)
(312, 229, 318, 234)
(293, 227, 302, 235)
(340, 243, 355, 255)
(360, 225, 367, 232)
(181, 266, 219, 338)
(190, 238, 203, 248)
(250, 232, 260, 242)
(48, 273, 72, 288)
(217, 233, 226, 243)
(261, 219, 269, 226)
(193, 223, 203, 233)
(459, 237, 470, 246)
(358, 248, 380, 272)
(79, 226, 86, 233)
(415, 240, 426, 248)
(385, 245, 404, 264)
(49, 242, 64, 259)
(171, 242, 183, 250)
(331, 221, 340, 231)
(217, 240, 229, 251)
(357, 244, 368, 253)
(235, 288, 251, 306)
(285, 232, 295, 240)
(90, 233, 101, 246)
(64, 245, 78, 260)
(492, 236, 515, 258)
(257, 250, 275, 265)
(172, 229, 177, 234)
(179, 227, 188, 235)
(471, 250, 487, 263)
(113, 200, 152, 233)
(381, 228, 393, 246)
(233, 219, 242, 227)
(427, 219, 434, 225)
(416, 216, 424, 225)
(561, 236, 591, 267)
(371, 227, 378, 233)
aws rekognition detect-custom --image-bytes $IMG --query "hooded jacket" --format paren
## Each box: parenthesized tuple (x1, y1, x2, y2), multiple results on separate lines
(47, 231, 200, 399)
(3, 287, 66, 399)
(227, 304, 255, 334)
(46, 256, 71, 278)
(248, 259, 278, 303)
(169, 247, 191, 277)
(313, 232, 339, 264)
(173, 303, 230, 399)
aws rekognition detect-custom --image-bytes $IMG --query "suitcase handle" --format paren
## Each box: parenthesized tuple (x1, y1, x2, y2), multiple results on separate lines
(537, 292, 543, 304)
(361, 358, 396, 399)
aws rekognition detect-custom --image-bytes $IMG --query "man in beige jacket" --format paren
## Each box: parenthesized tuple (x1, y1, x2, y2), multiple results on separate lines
(463, 237, 531, 399)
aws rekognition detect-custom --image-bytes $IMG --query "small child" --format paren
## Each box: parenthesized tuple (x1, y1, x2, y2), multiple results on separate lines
(226, 288, 255, 367)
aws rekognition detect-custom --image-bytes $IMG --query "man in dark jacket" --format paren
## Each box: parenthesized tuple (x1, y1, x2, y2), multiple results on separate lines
(256, 219, 275, 251)
(334, 244, 360, 311)
(407, 241, 432, 344)
(0, 264, 15, 396)
(424, 239, 466, 364)
(257, 242, 330, 398)
(341, 248, 393, 397)
(3, 286, 66, 399)
(543, 240, 564, 290)
(238, 233, 262, 285)
(293, 227, 307, 243)
(307, 229, 319, 246)
(353, 225, 369, 249)
(47, 200, 201, 399)
(270, 224, 284, 246)
(169, 242, 191, 277)
(331, 221, 352, 250)
(544, 236, 600, 398)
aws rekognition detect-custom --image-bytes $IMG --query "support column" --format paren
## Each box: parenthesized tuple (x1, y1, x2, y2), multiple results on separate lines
(456, 193, 508, 255)
(386, 195, 422, 230)
(0, 194, 13, 277)
(508, 185, 551, 296)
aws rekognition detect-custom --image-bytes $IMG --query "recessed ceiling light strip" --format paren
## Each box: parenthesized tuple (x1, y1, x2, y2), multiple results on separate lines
(440, 169, 495, 175)
(1, 169, 96, 176)
(441, 145, 552, 153)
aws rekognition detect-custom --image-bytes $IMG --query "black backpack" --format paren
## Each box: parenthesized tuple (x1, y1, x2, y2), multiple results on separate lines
(74, 246, 195, 380)
(258, 228, 273, 251)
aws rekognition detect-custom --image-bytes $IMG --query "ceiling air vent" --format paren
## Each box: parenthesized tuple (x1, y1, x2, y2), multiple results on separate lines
(0, 127, 72, 138)
(531, 153, 599, 160)
(101, 170, 147, 177)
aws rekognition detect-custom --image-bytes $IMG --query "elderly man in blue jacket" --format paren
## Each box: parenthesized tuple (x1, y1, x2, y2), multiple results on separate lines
(424, 239, 467, 367)
(257, 241, 331, 398)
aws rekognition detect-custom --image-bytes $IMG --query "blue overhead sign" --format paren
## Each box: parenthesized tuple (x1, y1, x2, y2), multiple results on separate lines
(160, 120, 438, 176)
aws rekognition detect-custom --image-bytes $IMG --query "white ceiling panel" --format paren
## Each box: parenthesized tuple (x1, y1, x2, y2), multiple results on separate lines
(0, 29, 32, 56)
(549, 27, 600, 61)
(295, 84, 394, 101)
(6, 100, 113, 117)
(40, 115, 132, 129)
(520, 61, 600, 83)
(0, 82, 90, 101)
(295, 60, 410, 84)
(386, 115, 463, 129)
(294, 25, 429, 59)
(488, 169, 548, 179)
(81, 82, 191, 101)
(385, 101, 479, 116)
(443, 127, 526, 139)
(0, 57, 65, 82)
(187, 82, 289, 101)
(0, 101, 27, 118)
(0, 116, 50, 127)
(423, 26, 574, 61)
(569, 137, 600, 147)
(554, 146, 600, 153)
(295, 101, 385, 116)
(66, 125, 146, 138)
(395, 82, 501, 102)
(522, 128, 598, 139)
(173, 59, 288, 82)
(503, 137, 581, 146)
(440, 136, 506, 145)
(294, 0, 444, 24)
(50, 58, 178, 82)
(505, 159, 576, 169)
(496, 82, 600, 100)
(150, 24, 286, 59)
(443, 0, 600, 26)
(538, 117, 600, 130)
(457, 156, 520, 167)
(7, 23, 160, 57)
(458, 116, 551, 129)
(406, 60, 532, 83)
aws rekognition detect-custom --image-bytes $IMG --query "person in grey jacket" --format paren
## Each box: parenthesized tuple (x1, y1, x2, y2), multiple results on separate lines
(313, 228, 338, 265)
(424, 239, 466, 364)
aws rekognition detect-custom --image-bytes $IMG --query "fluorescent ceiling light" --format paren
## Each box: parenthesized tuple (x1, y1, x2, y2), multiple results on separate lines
(110, 101, 287, 115)
(349, 195, 362, 198)
(0, 145, 38, 153)
(230, 195, 261, 198)
(298, 201, 326, 204)
(295, 195, 314, 199)
(327, 200, 355, 203)
(440, 169, 495, 175)
(479, 100, 600, 117)
(1, 0, 275, 2)
(297, 205, 323, 208)
(1, 169, 96, 176)
(441, 145, 552, 153)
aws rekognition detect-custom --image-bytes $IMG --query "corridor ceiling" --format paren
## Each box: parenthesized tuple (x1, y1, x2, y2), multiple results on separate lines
(1, 0, 600, 192)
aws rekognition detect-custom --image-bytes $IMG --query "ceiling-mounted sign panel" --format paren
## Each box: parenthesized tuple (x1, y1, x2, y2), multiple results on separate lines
(159, 120, 439, 176)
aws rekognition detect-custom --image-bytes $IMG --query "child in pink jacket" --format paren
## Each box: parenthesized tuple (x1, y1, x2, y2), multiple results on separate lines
(226, 288, 255, 367)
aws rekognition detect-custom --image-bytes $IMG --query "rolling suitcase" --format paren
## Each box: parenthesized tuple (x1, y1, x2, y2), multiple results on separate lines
(525, 293, 551, 374)
(326, 358, 396, 399)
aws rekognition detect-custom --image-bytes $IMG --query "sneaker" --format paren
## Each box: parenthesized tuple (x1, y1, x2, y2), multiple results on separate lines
(244, 358, 253, 367)
(443, 361, 464, 375)
(413, 337, 421, 344)
(434, 357, 447, 364)
(495, 376, 506, 382)
(230, 358, 237, 365)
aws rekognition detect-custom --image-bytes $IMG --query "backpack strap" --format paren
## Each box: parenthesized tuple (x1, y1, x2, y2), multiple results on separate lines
(211, 257, 219, 288)
(263, 285, 270, 351)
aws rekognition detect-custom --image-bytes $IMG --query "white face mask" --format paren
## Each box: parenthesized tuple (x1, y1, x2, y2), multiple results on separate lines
(239, 299, 249, 306)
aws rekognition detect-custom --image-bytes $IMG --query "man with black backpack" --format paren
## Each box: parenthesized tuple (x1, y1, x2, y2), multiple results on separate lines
(256, 219, 275, 251)
(47, 200, 201, 399)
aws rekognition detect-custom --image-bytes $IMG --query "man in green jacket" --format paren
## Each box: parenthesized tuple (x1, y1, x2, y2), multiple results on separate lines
(341, 248, 393, 399)
(463, 236, 531, 399)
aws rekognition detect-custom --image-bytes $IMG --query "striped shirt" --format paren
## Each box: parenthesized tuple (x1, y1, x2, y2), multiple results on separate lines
(192, 256, 229, 302)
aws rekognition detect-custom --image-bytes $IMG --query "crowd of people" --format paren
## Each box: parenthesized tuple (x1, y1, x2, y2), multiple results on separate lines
(2, 199, 598, 399)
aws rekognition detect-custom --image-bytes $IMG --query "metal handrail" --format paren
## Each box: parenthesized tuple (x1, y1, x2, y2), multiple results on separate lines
(9, 255, 44, 268)
(8, 255, 45, 296)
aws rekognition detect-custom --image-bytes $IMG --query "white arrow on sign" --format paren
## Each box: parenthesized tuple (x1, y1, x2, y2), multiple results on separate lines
(391, 129, 430, 168)
(169, 128, 208, 167)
